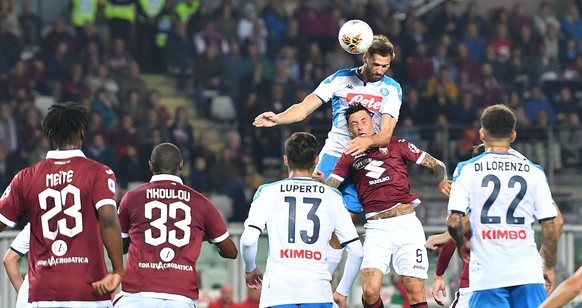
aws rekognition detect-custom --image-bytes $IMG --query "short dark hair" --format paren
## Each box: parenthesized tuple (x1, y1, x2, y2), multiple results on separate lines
(150, 143, 182, 175)
(472, 143, 485, 157)
(284, 132, 319, 171)
(480, 104, 516, 139)
(43, 102, 89, 148)
(344, 103, 371, 123)
(367, 35, 396, 59)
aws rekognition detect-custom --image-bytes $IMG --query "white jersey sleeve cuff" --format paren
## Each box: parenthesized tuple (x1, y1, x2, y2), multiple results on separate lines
(415, 151, 427, 165)
(95, 199, 116, 210)
(329, 173, 344, 182)
(121, 233, 129, 239)
(0, 213, 16, 228)
(210, 231, 229, 244)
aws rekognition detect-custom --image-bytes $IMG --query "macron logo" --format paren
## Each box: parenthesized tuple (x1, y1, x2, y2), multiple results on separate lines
(105, 169, 114, 175)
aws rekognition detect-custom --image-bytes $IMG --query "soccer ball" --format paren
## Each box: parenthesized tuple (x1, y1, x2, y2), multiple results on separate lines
(338, 20, 374, 54)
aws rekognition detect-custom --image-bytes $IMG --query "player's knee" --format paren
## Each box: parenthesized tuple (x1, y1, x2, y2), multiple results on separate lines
(361, 269, 382, 296)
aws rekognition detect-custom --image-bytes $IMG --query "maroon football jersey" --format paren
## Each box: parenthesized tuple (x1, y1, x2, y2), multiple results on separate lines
(0, 150, 117, 302)
(331, 137, 424, 215)
(118, 174, 229, 300)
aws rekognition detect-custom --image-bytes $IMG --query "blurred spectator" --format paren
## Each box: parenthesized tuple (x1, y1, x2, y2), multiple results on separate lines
(20, 106, 41, 152)
(458, 1, 486, 35)
(213, 1, 238, 40)
(478, 62, 504, 106)
(165, 20, 195, 91)
(91, 88, 118, 128)
(117, 143, 145, 188)
(139, 127, 164, 173)
(0, 0, 20, 36)
(106, 38, 134, 81)
(401, 19, 428, 55)
(194, 20, 230, 56)
(77, 22, 105, 58)
(396, 117, 422, 148)
(0, 14, 22, 72)
(0, 103, 19, 153)
(301, 42, 325, 85)
(44, 40, 76, 98)
(190, 156, 211, 194)
(135, 0, 165, 73)
(490, 24, 512, 61)
(60, 64, 91, 103)
(18, 0, 42, 48)
(210, 147, 247, 222)
(86, 64, 119, 103)
(85, 132, 117, 170)
(174, 0, 200, 25)
(119, 61, 147, 102)
(105, 0, 135, 46)
(168, 106, 194, 154)
(506, 90, 530, 127)
(553, 86, 579, 123)
(543, 24, 561, 61)
(86, 110, 110, 146)
(461, 22, 486, 63)
(426, 66, 458, 102)
(427, 1, 457, 38)
(558, 113, 582, 166)
(272, 18, 308, 56)
(509, 2, 532, 39)
(563, 54, 582, 81)
(222, 40, 245, 97)
(208, 284, 236, 308)
(406, 42, 433, 89)
(454, 128, 479, 165)
(81, 40, 106, 77)
(145, 90, 170, 126)
(263, 2, 288, 42)
(532, 1, 560, 36)
(237, 3, 267, 54)
(506, 47, 529, 92)
(42, 17, 75, 56)
(186, 0, 211, 35)
(70, 0, 98, 37)
(7, 61, 34, 96)
(28, 135, 49, 165)
(400, 87, 422, 124)
(450, 93, 478, 125)
(193, 44, 225, 115)
(115, 113, 140, 149)
(325, 43, 356, 73)
(419, 83, 453, 125)
(457, 70, 482, 98)
(120, 89, 143, 123)
(236, 288, 260, 308)
(561, 4, 582, 49)
(524, 84, 556, 126)
(529, 43, 561, 84)
(432, 44, 457, 80)
(190, 130, 217, 168)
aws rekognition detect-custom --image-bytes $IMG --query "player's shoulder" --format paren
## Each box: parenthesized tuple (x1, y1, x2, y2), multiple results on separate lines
(453, 153, 488, 178)
(80, 157, 115, 175)
(323, 67, 358, 83)
(380, 75, 401, 88)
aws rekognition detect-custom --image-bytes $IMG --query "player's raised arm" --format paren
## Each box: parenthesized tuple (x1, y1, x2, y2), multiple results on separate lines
(253, 93, 323, 127)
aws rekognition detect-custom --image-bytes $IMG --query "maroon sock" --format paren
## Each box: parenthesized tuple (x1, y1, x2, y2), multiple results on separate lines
(410, 302, 428, 308)
(362, 296, 383, 308)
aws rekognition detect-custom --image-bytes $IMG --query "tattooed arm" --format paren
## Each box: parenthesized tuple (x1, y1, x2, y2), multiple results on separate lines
(540, 216, 559, 293)
(447, 211, 470, 263)
(420, 153, 451, 197)
(324, 177, 343, 189)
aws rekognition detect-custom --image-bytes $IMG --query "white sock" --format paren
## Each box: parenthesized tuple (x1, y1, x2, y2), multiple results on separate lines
(326, 244, 345, 275)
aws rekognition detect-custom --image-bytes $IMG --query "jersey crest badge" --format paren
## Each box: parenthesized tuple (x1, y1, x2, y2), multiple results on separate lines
(379, 147, 388, 154)
(380, 88, 389, 96)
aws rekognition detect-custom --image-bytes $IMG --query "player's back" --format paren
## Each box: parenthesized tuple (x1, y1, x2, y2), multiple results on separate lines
(451, 151, 555, 290)
(15, 151, 116, 302)
(118, 175, 228, 301)
(251, 177, 349, 305)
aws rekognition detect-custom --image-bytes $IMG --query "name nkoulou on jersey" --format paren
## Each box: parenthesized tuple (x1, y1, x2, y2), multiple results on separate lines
(447, 151, 558, 291)
(0, 150, 116, 303)
(118, 174, 229, 302)
(329, 137, 424, 216)
(313, 67, 402, 157)
(245, 177, 359, 307)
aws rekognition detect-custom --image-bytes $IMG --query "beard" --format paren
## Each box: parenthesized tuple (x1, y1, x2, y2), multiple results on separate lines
(364, 65, 383, 82)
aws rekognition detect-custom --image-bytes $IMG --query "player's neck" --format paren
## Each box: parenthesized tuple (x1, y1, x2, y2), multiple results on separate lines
(55, 144, 81, 151)
(359, 66, 370, 83)
(486, 145, 510, 152)
(288, 170, 312, 178)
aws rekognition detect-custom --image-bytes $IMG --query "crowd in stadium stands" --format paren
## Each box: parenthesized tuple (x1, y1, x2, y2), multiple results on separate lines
(1, 0, 582, 223)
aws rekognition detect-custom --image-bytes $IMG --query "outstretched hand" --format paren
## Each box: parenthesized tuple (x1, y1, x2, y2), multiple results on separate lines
(312, 170, 325, 183)
(253, 112, 278, 127)
(425, 233, 451, 251)
(245, 267, 263, 289)
(344, 136, 373, 156)
(333, 291, 347, 308)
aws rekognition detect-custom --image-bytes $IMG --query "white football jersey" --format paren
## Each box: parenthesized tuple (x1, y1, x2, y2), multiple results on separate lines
(313, 68, 402, 157)
(245, 177, 359, 307)
(10, 223, 30, 256)
(448, 151, 557, 291)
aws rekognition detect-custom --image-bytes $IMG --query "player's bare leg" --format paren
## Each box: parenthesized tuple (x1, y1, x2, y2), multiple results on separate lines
(361, 268, 383, 308)
(402, 276, 428, 307)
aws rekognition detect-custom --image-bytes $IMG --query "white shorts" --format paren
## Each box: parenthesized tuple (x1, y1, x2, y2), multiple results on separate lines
(450, 287, 471, 308)
(27, 301, 112, 307)
(113, 294, 196, 308)
(16, 275, 29, 308)
(361, 212, 428, 279)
